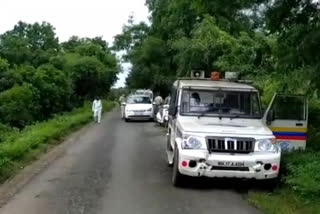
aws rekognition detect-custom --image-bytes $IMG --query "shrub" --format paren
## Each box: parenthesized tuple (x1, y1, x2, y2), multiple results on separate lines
(0, 84, 40, 128)
(281, 151, 320, 202)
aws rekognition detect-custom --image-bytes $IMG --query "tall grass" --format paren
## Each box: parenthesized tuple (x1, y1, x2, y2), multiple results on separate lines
(0, 101, 116, 182)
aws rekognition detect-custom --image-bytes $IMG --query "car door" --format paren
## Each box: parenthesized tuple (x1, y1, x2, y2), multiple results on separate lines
(168, 86, 179, 148)
(264, 94, 308, 152)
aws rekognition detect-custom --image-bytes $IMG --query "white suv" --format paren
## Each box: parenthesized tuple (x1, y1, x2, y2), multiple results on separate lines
(167, 78, 308, 187)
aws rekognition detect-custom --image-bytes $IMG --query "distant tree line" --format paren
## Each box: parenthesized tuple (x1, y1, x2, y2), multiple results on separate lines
(0, 21, 119, 128)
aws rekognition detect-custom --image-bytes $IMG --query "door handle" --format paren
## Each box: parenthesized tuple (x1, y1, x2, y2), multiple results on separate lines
(296, 123, 303, 126)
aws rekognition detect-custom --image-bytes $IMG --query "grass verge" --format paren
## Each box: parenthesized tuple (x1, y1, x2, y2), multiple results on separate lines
(0, 100, 116, 183)
(248, 150, 320, 214)
(248, 189, 320, 214)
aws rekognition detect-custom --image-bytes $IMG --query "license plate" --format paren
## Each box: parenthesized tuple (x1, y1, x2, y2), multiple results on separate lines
(217, 161, 245, 167)
(135, 112, 143, 115)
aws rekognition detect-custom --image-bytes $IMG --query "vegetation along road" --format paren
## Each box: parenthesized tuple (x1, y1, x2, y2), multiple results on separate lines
(0, 110, 262, 214)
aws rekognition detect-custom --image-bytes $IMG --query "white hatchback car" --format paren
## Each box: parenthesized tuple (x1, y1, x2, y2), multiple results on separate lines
(124, 95, 154, 122)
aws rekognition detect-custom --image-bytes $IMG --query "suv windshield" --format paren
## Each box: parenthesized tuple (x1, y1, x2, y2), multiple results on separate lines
(180, 89, 261, 118)
(127, 96, 151, 104)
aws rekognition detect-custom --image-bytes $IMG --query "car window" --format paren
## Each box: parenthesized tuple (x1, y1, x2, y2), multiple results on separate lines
(127, 96, 151, 104)
(272, 95, 305, 120)
(181, 89, 261, 118)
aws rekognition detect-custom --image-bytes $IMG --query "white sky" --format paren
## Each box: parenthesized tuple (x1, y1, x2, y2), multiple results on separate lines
(0, 0, 149, 88)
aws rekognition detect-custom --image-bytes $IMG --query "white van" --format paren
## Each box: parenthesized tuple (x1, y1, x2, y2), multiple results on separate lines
(166, 75, 308, 186)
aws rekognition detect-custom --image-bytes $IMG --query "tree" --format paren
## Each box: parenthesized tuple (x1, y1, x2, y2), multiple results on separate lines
(0, 21, 59, 66)
(0, 58, 21, 92)
(70, 56, 116, 99)
(114, 0, 271, 94)
(265, 0, 320, 85)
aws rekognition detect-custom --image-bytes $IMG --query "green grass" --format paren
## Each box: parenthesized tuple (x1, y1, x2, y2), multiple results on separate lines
(248, 150, 320, 214)
(248, 190, 320, 214)
(0, 100, 116, 183)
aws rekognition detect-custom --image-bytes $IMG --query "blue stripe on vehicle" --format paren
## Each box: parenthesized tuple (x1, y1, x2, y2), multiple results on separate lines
(273, 132, 307, 137)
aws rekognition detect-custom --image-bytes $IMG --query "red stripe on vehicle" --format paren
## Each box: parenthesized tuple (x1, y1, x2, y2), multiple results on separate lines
(276, 136, 307, 140)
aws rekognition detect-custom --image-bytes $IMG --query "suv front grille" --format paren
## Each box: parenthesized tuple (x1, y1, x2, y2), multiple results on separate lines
(207, 137, 255, 154)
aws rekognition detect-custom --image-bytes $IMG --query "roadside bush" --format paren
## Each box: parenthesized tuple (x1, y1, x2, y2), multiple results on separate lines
(0, 123, 14, 143)
(281, 152, 320, 202)
(33, 64, 73, 119)
(0, 84, 40, 128)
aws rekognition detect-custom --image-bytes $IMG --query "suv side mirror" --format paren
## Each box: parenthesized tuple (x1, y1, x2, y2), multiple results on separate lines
(267, 109, 275, 124)
(169, 105, 178, 117)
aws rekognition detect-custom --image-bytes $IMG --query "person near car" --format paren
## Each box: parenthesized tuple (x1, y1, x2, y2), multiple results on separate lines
(154, 95, 163, 118)
(164, 95, 171, 105)
(119, 94, 126, 104)
(119, 94, 126, 119)
(92, 98, 102, 123)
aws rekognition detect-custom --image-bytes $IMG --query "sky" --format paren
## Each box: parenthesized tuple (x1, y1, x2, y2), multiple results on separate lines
(0, 0, 149, 88)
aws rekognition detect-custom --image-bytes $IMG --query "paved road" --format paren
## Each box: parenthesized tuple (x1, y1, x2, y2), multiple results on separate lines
(0, 109, 261, 214)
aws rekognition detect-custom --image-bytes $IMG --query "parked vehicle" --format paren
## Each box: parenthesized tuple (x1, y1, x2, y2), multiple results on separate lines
(166, 71, 308, 187)
(123, 95, 154, 122)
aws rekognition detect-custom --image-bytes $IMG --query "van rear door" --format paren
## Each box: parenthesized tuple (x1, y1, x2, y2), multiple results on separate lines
(264, 94, 308, 152)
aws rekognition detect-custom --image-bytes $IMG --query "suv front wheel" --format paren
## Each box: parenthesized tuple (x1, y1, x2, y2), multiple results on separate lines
(172, 146, 186, 187)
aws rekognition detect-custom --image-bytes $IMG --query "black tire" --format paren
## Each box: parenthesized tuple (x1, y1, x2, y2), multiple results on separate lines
(167, 134, 173, 152)
(167, 134, 173, 167)
(172, 146, 186, 187)
(124, 118, 129, 122)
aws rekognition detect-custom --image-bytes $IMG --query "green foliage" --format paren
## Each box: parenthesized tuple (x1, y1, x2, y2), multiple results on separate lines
(0, 101, 116, 182)
(0, 21, 59, 66)
(32, 64, 73, 118)
(70, 56, 113, 99)
(248, 189, 320, 214)
(0, 123, 18, 143)
(172, 16, 237, 75)
(0, 21, 120, 128)
(0, 84, 40, 128)
(0, 58, 21, 92)
(282, 152, 320, 202)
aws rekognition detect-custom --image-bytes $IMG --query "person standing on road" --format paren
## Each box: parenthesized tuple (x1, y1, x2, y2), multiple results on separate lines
(154, 94, 163, 119)
(164, 95, 171, 105)
(92, 98, 103, 123)
(119, 94, 126, 119)
(119, 94, 126, 105)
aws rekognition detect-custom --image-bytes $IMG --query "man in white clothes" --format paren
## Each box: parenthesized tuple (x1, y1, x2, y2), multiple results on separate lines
(92, 98, 103, 123)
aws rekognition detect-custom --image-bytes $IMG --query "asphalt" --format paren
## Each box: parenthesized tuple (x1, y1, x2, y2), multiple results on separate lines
(0, 109, 262, 214)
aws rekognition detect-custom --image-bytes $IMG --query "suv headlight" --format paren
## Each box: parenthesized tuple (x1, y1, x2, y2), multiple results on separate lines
(256, 138, 279, 153)
(182, 136, 207, 150)
(146, 108, 153, 112)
